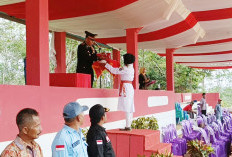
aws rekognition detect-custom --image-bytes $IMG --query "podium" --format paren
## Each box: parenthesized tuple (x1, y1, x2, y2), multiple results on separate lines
(50, 73, 91, 88)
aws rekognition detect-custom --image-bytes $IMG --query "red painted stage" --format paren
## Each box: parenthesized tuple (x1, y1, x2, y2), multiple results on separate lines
(0, 83, 219, 155)
(0, 0, 228, 156)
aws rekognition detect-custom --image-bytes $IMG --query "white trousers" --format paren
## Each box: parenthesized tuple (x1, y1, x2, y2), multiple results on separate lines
(126, 112, 133, 127)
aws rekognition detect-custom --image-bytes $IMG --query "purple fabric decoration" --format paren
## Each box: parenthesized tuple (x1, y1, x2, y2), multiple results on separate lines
(205, 125, 227, 157)
(212, 122, 231, 155)
(197, 116, 203, 126)
(162, 124, 187, 156)
(197, 127, 220, 157)
(182, 120, 201, 141)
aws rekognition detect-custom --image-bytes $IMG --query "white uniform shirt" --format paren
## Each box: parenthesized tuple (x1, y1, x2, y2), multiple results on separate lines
(105, 63, 134, 81)
(105, 63, 135, 112)
(200, 98, 207, 110)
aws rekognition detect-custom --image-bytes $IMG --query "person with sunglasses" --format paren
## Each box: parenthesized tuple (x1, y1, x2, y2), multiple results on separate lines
(76, 31, 99, 87)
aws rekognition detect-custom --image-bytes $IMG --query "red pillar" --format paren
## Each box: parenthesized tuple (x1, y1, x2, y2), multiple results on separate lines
(55, 32, 66, 73)
(126, 28, 142, 89)
(26, 0, 49, 86)
(113, 49, 121, 89)
(166, 48, 175, 91)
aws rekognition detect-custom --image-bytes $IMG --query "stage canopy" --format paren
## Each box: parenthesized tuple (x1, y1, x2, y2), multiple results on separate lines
(0, 0, 232, 69)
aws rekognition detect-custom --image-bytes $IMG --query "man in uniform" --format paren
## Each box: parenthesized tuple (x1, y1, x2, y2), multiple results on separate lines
(76, 31, 98, 87)
(51, 102, 89, 157)
(87, 104, 115, 157)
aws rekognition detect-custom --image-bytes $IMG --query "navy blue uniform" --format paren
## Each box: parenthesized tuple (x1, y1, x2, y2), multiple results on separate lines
(76, 42, 98, 87)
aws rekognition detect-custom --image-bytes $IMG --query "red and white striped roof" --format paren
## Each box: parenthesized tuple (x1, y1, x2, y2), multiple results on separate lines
(0, 0, 231, 69)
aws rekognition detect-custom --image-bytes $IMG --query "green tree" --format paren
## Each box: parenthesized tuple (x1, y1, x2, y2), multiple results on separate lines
(138, 49, 212, 93)
(0, 19, 26, 85)
(174, 64, 211, 93)
(204, 70, 232, 107)
(66, 38, 79, 73)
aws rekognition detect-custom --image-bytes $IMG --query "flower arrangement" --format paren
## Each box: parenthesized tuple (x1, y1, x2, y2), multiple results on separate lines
(187, 140, 214, 157)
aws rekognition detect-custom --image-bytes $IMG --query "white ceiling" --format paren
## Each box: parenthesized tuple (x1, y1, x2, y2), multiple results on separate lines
(1, 0, 232, 68)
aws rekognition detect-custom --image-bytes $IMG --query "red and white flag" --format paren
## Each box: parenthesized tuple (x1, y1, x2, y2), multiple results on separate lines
(56, 145, 65, 151)
(96, 140, 103, 145)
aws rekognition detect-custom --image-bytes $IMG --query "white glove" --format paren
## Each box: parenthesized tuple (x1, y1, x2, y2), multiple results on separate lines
(99, 60, 107, 64)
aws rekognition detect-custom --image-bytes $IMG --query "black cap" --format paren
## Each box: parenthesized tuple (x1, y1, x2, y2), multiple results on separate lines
(85, 31, 97, 38)
(89, 104, 109, 124)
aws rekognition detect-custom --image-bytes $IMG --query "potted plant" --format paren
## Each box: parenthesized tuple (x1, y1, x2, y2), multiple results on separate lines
(187, 140, 214, 157)
(131, 116, 159, 130)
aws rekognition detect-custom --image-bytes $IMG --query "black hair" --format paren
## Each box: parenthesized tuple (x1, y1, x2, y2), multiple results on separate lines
(123, 53, 135, 65)
(89, 104, 105, 125)
(202, 93, 206, 96)
(16, 108, 38, 131)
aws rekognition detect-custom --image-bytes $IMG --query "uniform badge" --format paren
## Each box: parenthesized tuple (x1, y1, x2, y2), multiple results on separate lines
(119, 68, 123, 71)
(72, 140, 80, 148)
(96, 140, 103, 145)
(56, 145, 65, 151)
(106, 136, 110, 143)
